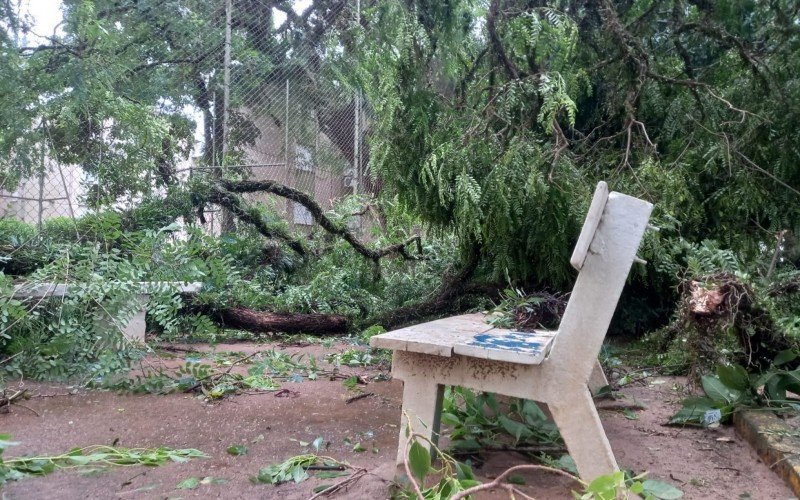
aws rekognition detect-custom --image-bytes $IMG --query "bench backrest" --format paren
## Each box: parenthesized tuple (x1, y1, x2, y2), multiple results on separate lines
(546, 182, 653, 383)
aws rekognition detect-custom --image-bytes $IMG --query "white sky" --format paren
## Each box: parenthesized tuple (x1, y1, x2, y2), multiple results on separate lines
(23, 0, 314, 37)
(22, 0, 63, 42)
(22, 0, 314, 157)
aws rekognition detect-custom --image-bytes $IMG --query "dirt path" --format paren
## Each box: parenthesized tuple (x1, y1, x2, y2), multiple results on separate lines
(0, 341, 793, 499)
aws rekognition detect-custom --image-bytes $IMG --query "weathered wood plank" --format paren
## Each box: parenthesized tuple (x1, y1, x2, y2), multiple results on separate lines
(13, 281, 202, 298)
(371, 313, 556, 364)
(370, 313, 494, 356)
(453, 329, 556, 365)
(570, 181, 609, 271)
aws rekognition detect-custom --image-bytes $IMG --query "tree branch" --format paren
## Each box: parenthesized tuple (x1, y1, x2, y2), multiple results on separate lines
(218, 180, 424, 263)
(204, 184, 307, 256)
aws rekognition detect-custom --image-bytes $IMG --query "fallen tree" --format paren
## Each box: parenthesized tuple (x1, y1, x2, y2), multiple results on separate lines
(217, 307, 350, 335)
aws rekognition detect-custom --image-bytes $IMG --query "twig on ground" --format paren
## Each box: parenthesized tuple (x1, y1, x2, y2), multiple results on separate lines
(12, 402, 40, 417)
(450, 464, 583, 500)
(345, 392, 374, 404)
(307, 468, 368, 500)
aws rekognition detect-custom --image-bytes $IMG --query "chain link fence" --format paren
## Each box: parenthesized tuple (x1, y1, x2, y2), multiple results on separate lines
(0, 0, 367, 235)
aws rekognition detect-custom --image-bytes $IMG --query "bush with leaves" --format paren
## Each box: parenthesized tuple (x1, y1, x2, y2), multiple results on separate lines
(669, 352, 800, 427)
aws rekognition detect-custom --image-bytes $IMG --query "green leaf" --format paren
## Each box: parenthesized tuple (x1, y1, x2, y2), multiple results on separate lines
(498, 415, 531, 444)
(352, 443, 366, 452)
(315, 470, 350, 479)
(584, 473, 618, 496)
(226, 445, 248, 456)
(313, 484, 334, 494)
(623, 408, 639, 420)
(66, 455, 92, 465)
(440, 412, 460, 426)
(407, 441, 431, 484)
(455, 461, 475, 481)
(774, 350, 797, 366)
(629, 481, 645, 494)
(176, 477, 200, 490)
(701, 375, 741, 404)
(642, 479, 684, 499)
(667, 397, 716, 425)
(291, 465, 309, 483)
(716, 365, 750, 392)
(556, 455, 578, 474)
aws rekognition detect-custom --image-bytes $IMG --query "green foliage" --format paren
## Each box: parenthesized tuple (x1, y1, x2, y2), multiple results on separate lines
(250, 454, 347, 485)
(441, 387, 561, 452)
(325, 348, 389, 368)
(226, 445, 248, 456)
(0, 219, 36, 245)
(669, 354, 800, 426)
(348, 0, 800, 334)
(0, 436, 204, 486)
(576, 471, 683, 500)
(397, 429, 682, 499)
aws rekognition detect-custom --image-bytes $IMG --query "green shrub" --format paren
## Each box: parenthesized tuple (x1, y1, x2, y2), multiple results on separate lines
(40, 216, 79, 243)
(0, 219, 36, 246)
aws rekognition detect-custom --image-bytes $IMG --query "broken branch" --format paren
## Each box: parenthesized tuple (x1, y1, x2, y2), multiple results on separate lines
(219, 180, 424, 263)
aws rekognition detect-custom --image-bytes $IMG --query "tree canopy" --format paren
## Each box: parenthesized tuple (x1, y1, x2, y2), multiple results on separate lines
(352, 0, 800, 285)
(0, 0, 798, 330)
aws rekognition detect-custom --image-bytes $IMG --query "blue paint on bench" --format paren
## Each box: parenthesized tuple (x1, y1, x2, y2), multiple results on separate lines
(467, 331, 546, 355)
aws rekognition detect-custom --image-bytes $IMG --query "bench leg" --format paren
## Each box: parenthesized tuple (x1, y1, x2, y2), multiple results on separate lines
(395, 376, 444, 467)
(550, 388, 617, 482)
(589, 359, 609, 396)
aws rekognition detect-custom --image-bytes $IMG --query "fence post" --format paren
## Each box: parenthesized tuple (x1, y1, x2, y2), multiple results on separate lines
(37, 149, 45, 231)
(218, 0, 235, 233)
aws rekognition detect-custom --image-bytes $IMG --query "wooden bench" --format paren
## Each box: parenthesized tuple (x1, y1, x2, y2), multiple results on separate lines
(371, 181, 653, 483)
(13, 281, 202, 343)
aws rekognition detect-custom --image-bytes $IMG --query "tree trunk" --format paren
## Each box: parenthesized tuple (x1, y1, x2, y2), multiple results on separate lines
(218, 307, 350, 335)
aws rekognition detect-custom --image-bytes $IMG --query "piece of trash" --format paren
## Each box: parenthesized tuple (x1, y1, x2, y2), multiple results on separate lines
(716, 436, 734, 443)
(702, 409, 722, 426)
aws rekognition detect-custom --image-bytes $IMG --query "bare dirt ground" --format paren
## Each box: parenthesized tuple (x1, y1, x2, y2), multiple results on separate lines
(0, 340, 794, 499)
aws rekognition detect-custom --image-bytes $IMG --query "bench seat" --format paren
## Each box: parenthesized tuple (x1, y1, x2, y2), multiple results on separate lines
(370, 313, 556, 365)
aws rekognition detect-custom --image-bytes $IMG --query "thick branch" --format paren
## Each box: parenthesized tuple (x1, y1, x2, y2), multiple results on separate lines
(205, 184, 307, 256)
(219, 180, 423, 263)
(487, 0, 523, 80)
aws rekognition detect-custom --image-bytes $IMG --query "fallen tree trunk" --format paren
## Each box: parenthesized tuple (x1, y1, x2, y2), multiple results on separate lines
(218, 307, 350, 335)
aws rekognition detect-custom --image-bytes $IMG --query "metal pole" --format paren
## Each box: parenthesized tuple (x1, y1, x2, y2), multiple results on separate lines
(217, 0, 234, 234)
(353, 0, 361, 195)
(37, 152, 45, 230)
(285, 78, 290, 166)
(223, 0, 231, 163)
(56, 163, 75, 219)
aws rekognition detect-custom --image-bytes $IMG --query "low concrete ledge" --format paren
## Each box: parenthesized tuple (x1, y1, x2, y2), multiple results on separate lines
(11, 281, 202, 343)
(12, 281, 202, 298)
(734, 409, 800, 496)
